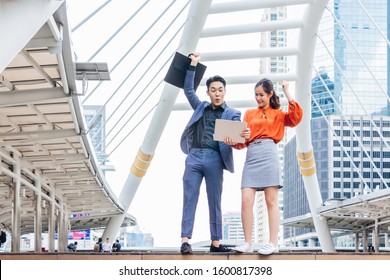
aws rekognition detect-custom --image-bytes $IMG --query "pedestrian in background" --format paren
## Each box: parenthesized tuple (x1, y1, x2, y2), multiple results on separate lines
(67, 241, 78, 252)
(102, 237, 111, 252)
(112, 239, 121, 252)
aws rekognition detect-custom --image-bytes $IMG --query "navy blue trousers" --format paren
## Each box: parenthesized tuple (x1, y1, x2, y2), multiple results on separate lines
(181, 148, 224, 241)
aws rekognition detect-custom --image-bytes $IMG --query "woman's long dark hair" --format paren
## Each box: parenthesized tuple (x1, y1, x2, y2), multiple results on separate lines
(255, 78, 281, 109)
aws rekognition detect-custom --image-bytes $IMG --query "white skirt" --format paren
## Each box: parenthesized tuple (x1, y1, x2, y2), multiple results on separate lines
(241, 138, 282, 190)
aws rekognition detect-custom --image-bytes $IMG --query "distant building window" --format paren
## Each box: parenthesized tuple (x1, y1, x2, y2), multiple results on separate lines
(351, 23, 358, 29)
(344, 192, 351, 199)
(354, 130, 360, 136)
(373, 151, 380, 158)
(343, 130, 350, 137)
(343, 140, 350, 146)
(343, 171, 351, 178)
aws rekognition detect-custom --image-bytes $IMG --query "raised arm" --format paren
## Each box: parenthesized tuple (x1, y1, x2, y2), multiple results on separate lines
(183, 52, 202, 110)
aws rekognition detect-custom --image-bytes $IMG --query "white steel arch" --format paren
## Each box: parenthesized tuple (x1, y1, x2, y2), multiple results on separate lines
(293, 0, 334, 252)
(6, 0, 390, 254)
(103, 0, 214, 241)
(104, 0, 335, 252)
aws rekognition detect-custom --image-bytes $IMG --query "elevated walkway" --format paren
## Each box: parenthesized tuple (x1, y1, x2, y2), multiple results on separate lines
(1, 251, 390, 261)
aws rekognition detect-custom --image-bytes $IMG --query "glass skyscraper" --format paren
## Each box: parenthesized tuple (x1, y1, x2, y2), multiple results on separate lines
(283, 0, 390, 248)
(83, 105, 107, 164)
(314, 0, 389, 116)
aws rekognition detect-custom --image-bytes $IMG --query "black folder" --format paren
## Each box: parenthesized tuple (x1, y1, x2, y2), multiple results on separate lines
(164, 52, 207, 90)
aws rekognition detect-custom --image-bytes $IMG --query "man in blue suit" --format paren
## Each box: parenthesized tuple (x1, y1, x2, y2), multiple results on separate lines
(179, 52, 241, 254)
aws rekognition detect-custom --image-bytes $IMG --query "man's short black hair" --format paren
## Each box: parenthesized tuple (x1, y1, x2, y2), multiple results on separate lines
(206, 75, 226, 89)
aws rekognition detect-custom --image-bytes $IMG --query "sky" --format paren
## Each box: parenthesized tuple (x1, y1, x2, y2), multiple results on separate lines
(67, 0, 268, 247)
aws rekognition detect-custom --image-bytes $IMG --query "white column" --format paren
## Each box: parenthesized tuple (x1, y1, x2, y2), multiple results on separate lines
(58, 206, 66, 252)
(12, 153, 21, 252)
(362, 228, 368, 252)
(48, 188, 56, 252)
(34, 170, 42, 253)
(294, 0, 335, 252)
(374, 219, 379, 252)
(355, 231, 360, 252)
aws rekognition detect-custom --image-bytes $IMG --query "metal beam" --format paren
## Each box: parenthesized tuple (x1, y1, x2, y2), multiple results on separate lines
(201, 19, 303, 38)
(209, 0, 313, 14)
(203, 72, 298, 86)
(20, 49, 56, 87)
(0, 129, 77, 147)
(43, 171, 93, 179)
(21, 153, 87, 163)
(202, 48, 299, 61)
(0, 0, 65, 72)
(0, 87, 67, 107)
(0, 74, 15, 90)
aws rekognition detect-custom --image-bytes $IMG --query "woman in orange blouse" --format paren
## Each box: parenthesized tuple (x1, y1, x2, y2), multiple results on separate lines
(226, 78, 302, 255)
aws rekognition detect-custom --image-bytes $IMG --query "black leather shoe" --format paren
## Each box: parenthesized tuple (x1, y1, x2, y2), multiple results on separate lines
(210, 243, 233, 253)
(180, 242, 192, 255)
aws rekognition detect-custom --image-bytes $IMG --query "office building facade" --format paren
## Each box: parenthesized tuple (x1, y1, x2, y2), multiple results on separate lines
(283, 0, 390, 248)
(223, 211, 246, 243)
(284, 115, 390, 247)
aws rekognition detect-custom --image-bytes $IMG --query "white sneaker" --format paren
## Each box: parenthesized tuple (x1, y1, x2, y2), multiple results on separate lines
(258, 243, 278, 255)
(233, 242, 253, 253)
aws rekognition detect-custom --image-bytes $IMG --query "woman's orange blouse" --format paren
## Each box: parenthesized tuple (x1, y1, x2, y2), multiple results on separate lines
(234, 100, 303, 149)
